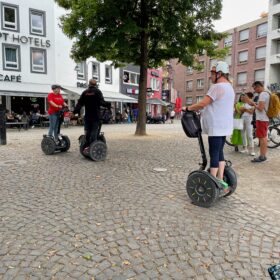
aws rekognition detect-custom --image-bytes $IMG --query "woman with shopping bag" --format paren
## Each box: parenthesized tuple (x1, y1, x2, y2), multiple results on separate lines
(231, 94, 245, 151)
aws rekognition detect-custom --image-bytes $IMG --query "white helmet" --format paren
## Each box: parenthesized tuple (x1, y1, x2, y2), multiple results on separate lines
(215, 61, 229, 74)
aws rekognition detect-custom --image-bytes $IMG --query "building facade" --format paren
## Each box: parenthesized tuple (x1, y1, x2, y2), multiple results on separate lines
(265, 0, 280, 92)
(0, 0, 136, 115)
(171, 16, 268, 105)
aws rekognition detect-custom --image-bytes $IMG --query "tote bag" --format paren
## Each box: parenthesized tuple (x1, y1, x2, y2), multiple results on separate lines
(233, 118, 243, 130)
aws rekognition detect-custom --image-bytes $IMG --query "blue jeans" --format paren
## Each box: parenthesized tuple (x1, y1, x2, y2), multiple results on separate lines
(48, 113, 60, 140)
(208, 136, 226, 168)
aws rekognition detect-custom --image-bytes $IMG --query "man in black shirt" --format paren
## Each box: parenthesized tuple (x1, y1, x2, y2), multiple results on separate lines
(73, 79, 110, 151)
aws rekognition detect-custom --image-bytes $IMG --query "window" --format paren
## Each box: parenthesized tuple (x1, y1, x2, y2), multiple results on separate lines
(224, 35, 233, 47)
(237, 72, 247, 85)
(196, 96, 203, 102)
(197, 79, 204, 89)
(30, 9, 45, 36)
(105, 65, 112, 84)
(254, 69, 265, 82)
(31, 48, 46, 74)
(238, 50, 248, 63)
(1, 3, 19, 31)
(225, 55, 232, 66)
(255, 46, 266, 60)
(257, 22, 268, 38)
(150, 78, 160, 90)
(186, 97, 192, 105)
(92, 62, 100, 81)
(276, 40, 280, 54)
(186, 80, 193, 91)
(76, 62, 86, 80)
(123, 71, 139, 85)
(186, 66, 193, 74)
(239, 29, 249, 42)
(198, 61, 205, 72)
(3, 44, 20, 71)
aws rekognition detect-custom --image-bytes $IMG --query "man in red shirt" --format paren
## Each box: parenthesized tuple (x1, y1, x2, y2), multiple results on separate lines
(47, 85, 67, 144)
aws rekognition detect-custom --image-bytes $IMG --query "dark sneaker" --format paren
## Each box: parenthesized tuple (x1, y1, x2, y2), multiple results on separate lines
(251, 156, 267, 163)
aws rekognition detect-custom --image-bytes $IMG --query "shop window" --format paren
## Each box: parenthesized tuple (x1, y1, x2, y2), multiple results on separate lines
(105, 65, 112, 84)
(76, 62, 86, 80)
(92, 62, 100, 81)
(1, 3, 19, 31)
(30, 9, 46, 36)
(31, 48, 46, 74)
(3, 44, 21, 71)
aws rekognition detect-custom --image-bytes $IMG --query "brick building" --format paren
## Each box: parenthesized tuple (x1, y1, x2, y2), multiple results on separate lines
(171, 16, 268, 105)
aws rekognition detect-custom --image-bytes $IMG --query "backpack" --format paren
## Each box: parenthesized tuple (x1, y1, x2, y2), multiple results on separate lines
(267, 92, 280, 119)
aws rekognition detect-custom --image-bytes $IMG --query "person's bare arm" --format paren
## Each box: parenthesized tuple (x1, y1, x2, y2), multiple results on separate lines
(185, 96, 212, 111)
(244, 96, 265, 112)
(49, 101, 62, 108)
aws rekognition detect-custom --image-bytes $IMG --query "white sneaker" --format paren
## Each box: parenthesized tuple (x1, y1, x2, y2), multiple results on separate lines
(250, 152, 256, 156)
(240, 149, 248, 154)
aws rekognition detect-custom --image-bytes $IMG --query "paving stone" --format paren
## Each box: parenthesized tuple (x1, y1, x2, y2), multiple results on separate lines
(1, 124, 280, 279)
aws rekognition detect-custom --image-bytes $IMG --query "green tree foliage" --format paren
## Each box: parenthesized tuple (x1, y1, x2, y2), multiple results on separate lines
(55, 0, 224, 135)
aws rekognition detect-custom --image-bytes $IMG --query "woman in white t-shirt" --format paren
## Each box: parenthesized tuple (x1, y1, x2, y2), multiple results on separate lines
(186, 61, 234, 192)
(240, 92, 255, 156)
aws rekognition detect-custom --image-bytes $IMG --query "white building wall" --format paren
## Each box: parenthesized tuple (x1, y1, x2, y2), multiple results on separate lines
(266, 0, 280, 88)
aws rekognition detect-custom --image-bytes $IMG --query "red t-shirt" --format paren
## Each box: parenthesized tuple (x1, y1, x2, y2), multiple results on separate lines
(47, 92, 64, 115)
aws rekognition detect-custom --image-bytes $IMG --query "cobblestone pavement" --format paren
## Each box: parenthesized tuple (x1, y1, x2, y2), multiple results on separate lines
(1, 122, 280, 280)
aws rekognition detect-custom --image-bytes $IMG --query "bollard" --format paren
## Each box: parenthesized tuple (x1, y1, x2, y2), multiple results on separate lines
(0, 102, 7, 145)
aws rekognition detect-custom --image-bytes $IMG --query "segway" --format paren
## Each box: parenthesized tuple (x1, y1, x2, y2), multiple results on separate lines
(41, 108, 71, 155)
(78, 120, 107, 161)
(181, 110, 237, 207)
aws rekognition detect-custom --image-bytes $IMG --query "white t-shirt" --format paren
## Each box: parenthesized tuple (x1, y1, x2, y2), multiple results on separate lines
(201, 83, 234, 136)
(242, 103, 254, 118)
(256, 91, 269, 122)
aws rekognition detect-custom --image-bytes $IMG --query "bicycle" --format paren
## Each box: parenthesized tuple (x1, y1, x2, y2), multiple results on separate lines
(226, 118, 280, 149)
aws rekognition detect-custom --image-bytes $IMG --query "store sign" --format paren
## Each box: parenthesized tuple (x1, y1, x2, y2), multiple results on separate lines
(0, 32, 51, 48)
(0, 74, 21, 82)
(126, 88, 139, 95)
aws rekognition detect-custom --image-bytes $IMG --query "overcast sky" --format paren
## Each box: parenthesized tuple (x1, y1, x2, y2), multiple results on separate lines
(214, 0, 269, 32)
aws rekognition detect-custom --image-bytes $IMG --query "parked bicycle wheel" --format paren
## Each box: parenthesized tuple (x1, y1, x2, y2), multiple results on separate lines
(225, 135, 234, 147)
(267, 125, 280, 149)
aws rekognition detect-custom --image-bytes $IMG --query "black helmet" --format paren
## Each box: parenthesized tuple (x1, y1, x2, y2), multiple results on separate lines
(51, 84, 62, 90)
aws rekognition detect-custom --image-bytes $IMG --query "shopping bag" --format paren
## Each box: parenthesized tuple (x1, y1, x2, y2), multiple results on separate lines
(233, 118, 243, 130)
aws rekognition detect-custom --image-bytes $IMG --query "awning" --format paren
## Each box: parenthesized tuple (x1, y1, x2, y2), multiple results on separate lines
(146, 98, 169, 106)
(0, 82, 67, 97)
(63, 86, 138, 103)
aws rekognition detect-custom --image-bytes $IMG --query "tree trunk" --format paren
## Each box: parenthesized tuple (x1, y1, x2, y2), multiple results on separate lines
(135, 0, 148, 136)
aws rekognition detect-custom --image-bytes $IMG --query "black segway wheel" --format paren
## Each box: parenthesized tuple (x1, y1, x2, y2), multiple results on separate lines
(78, 135, 88, 158)
(89, 140, 107, 161)
(187, 171, 219, 207)
(223, 165, 237, 197)
(60, 135, 71, 152)
(41, 137, 56, 155)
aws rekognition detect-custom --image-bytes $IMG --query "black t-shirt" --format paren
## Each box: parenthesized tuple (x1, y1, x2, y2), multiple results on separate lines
(74, 86, 109, 121)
